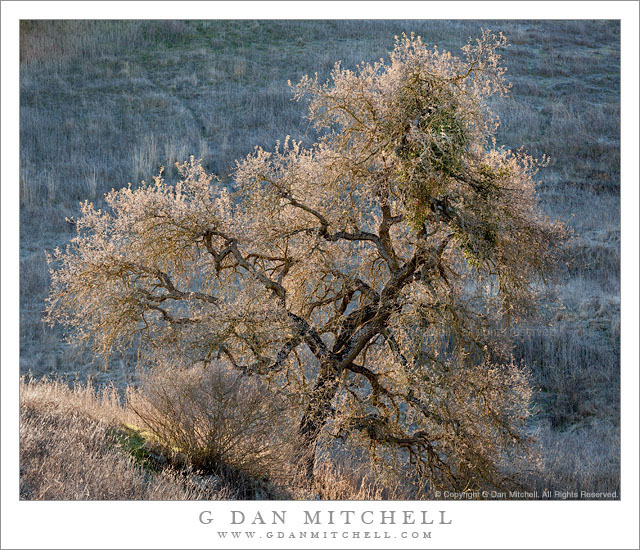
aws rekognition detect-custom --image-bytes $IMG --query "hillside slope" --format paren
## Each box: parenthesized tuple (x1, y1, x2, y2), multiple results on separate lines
(19, 20, 620, 498)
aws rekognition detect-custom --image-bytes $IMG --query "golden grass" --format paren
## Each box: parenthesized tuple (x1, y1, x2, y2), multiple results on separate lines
(20, 376, 620, 500)
(19, 377, 229, 500)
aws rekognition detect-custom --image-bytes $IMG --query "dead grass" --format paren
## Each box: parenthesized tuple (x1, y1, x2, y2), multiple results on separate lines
(19, 376, 398, 500)
(19, 377, 230, 500)
(532, 420, 620, 496)
(19, 374, 619, 500)
(20, 405, 216, 500)
(293, 461, 400, 500)
(20, 376, 130, 424)
(19, 20, 619, 207)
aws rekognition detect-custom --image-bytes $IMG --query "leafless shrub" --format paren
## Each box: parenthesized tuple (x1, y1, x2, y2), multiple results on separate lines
(126, 361, 296, 487)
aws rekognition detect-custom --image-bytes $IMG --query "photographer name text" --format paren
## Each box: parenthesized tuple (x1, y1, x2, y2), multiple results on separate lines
(199, 508, 452, 527)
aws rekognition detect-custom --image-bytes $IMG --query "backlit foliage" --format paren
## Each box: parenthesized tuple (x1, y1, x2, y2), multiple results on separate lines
(47, 32, 564, 493)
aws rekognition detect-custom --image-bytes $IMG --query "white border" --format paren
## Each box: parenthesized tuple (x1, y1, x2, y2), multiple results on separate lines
(0, 1, 637, 20)
(2, 2, 638, 549)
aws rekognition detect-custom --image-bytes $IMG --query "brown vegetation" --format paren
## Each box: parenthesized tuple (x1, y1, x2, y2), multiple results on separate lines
(19, 377, 229, 500)
(126, 362, 296, 485)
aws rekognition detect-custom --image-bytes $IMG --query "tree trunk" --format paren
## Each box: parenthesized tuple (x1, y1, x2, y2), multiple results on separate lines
(295, 365, 341, 486)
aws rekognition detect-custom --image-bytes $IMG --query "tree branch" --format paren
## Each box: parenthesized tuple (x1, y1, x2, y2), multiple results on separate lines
(126, 262, 219, 305)
(284, 193, 399, 271)
(378, 202, 401, 271)
(146, 304, 197, 325)
(219, 335, 302, 376)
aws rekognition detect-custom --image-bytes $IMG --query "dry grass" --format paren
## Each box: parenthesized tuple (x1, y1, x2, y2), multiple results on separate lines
(20, 376, 131, 424)
(18, 377, 414, 500)
(19, 376, 399, 500)
(19, 377, 230, 500)
(19, 374, 619, 501)
(532, 420, 620, 496)
(293, 461, 399, 501)
(19, 20, 619, 207)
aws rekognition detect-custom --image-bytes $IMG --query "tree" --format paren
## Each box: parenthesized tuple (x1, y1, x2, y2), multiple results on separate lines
(46, 31, 564, 493)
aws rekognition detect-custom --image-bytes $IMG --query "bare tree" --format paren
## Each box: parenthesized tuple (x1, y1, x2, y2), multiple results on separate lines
(47, 32, 564, 492)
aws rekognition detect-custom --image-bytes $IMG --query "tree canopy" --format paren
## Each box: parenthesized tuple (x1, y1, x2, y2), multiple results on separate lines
(47, 31, 564, 492)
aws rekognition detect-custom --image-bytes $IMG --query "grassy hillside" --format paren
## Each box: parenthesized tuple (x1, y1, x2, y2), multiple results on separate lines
(19, 376, 269, 499)
(19, 20, 620, 498)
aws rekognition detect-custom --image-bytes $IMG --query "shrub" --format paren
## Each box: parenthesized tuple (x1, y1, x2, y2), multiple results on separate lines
(126, 361, 295, 486)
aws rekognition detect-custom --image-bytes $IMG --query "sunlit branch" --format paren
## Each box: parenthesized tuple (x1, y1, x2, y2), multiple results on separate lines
(125, 262, 219, 305)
